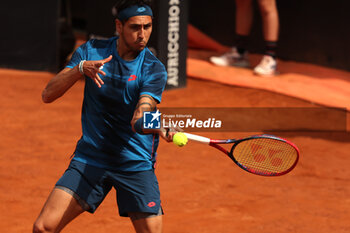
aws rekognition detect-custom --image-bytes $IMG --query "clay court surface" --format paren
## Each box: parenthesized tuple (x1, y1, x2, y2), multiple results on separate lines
(1, 67, 350, 233)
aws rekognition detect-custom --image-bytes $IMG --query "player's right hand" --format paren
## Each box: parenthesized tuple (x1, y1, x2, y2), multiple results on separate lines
(81, 55, 113, 88)
(160, 126, 183, 142)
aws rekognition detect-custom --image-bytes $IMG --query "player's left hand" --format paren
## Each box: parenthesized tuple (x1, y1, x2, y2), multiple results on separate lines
(82, 55, 113, 88)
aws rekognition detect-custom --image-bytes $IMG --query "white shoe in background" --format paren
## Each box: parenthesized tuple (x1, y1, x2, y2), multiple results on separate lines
(210, 47, 250, 68)
(253, 55, 278, 76)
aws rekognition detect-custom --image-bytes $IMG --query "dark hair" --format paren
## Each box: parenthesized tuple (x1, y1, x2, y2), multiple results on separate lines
(113, 0, 153, 19)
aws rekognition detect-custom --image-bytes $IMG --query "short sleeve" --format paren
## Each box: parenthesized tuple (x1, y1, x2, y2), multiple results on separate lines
(65, 43, 87, 69)
(140, 62, 167, 103)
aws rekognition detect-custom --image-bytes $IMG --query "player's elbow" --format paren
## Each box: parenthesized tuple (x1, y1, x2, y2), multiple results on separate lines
(130, 120, 137, 133)
(41, 89, 54, 103)
(131, 117, 145, 134)
(130, 117, 141, 133)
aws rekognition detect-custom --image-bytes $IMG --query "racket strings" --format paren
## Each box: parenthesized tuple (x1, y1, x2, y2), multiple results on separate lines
(232, 138, 298, 175)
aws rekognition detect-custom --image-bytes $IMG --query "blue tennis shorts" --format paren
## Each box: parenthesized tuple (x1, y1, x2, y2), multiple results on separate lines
(55, 159, 162, 217)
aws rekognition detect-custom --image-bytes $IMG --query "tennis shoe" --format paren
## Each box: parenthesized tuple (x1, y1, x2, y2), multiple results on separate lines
(254, 55, 278, 76)
(209, 47, 250, 68)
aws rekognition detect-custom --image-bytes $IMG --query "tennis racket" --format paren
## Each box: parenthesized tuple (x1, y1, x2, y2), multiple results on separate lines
(184, 133, 299, 176)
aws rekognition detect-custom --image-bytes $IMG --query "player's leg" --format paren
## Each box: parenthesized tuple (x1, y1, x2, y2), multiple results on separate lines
(112, 169, 163, 233)
(129, 210, 163, 233)
(33, 188, 85, 233)
(254, 0, 279, 76)
(33, 160, 110, 233)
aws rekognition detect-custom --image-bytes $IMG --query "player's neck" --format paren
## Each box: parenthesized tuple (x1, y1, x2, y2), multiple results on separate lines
(117, 39, 140, 61)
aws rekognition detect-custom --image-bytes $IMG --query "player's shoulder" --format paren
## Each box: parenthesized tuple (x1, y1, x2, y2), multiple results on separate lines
(76, 37, 117, 59)
(85, 36, 117, 49)
(143, 48, 166, 73)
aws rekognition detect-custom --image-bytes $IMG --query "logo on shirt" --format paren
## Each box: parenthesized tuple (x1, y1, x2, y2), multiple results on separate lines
(128, 75, 137, 81)
(143, 110, 161, 129)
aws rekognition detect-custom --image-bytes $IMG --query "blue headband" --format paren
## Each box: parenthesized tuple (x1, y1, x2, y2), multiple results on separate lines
(117, 5, 153, 21)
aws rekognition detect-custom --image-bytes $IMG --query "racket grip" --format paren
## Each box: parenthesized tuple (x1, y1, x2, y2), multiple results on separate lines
(184, 133, 210, 144)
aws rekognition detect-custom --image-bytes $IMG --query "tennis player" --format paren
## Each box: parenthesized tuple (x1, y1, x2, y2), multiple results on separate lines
(33, 1, 175, 232)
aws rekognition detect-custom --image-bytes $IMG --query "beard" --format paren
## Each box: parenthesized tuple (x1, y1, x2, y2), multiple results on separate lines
(121, 33, 147, 53)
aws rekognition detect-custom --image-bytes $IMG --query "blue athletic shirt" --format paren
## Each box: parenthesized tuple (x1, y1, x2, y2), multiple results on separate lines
(66, 37, 167, 172)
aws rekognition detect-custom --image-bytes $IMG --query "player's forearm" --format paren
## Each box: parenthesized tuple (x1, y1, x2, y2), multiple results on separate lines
(131, 118, 171, 142)
(130, 95, 156, 133)
(42, 66, 82, 103)
(142, 126, 167, 135)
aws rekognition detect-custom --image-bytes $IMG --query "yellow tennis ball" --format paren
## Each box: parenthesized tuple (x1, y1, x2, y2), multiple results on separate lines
(173, 132, 188, 147)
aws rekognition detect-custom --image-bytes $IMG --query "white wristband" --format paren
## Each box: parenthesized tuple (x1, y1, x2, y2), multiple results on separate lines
(79, 60, 86, 75)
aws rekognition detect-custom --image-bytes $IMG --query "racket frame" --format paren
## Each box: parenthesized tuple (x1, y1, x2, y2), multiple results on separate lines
(184, 133, 299, 176)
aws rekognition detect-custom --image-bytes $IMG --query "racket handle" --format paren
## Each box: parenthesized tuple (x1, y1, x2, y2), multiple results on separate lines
(183, 133, 210, 144)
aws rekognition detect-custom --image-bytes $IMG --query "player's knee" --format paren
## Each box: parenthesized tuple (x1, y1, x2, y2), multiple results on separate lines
(130, 214, 163, 233)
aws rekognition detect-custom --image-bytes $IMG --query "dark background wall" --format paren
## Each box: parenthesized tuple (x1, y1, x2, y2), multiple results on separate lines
(0, 1, 61, 72)
(1, 0, 349, 72)
(189, 0, 350, 71)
